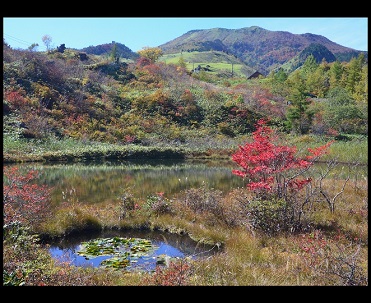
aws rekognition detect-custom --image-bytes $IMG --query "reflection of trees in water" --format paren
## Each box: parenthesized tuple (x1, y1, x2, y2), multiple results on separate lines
(6, 160, 365, 207)
(7, 160, 245, 206)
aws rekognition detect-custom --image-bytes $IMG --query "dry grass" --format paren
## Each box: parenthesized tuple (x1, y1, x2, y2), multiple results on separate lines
(4, 175, 368, 286)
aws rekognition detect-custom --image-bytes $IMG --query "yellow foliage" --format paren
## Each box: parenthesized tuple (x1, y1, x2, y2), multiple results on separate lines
(137, 47, 163, 63)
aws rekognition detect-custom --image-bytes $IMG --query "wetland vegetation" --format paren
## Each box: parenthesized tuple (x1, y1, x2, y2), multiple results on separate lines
(3, 41, 367, 286)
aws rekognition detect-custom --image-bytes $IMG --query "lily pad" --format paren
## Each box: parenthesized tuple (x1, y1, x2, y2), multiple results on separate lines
(76, 237, 158, 269)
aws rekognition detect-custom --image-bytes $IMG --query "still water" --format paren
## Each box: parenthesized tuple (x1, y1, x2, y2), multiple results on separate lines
(7, 158, 240, 270)
(6, 158, 367, 270)
(48, 229, 220, 271)
(8, 158, 245, 206)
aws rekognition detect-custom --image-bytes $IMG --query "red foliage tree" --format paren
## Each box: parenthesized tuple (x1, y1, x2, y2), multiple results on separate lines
(232, 119, 333, 200)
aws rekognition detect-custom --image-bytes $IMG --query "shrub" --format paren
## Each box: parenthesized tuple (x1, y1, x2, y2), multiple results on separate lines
(3, 166, 53, 231)
(180, 184, 224, 216)
(142, 259, 191, 286)
(231, 119, 333, 232)
(145, 192, 174, 216)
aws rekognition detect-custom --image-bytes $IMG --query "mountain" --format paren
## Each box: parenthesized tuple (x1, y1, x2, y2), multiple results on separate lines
(280, 43, 337, 73)
(73, 26, 367, 76)
(80, 41, 139, 61)
(158, 26, 367, 75)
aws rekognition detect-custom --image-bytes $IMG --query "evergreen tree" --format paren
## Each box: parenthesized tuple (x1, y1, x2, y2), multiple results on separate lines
(300, 54, 318, 77)
(323, 87, 366, 134)
(110, 42, 119, 63)
(178, 55, 187, 69)
(286, 71, 314, 134)
(345, 53, 364, 95)
(329, 60, 344, 88)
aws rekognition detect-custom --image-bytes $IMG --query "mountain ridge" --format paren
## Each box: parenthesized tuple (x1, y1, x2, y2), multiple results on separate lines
(12, 25, 365, 77)
(157, 26, 367, 74)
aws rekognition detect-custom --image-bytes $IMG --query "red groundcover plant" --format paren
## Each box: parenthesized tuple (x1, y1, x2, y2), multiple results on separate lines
(232, 119, 333, 200)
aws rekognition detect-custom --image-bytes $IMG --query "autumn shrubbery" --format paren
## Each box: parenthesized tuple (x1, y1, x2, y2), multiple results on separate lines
(141, 258, 192, 286)
(3, 121, 367, 286)
(296, 229, 367, 286)
(3, 166, 54, 286)
(230, 119, 335, 234)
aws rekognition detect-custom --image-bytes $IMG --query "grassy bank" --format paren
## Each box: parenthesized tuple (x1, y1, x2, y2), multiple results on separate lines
(3, 134, 368, 164)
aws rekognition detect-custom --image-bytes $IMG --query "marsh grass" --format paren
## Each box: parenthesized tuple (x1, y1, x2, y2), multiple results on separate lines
(4, 132, 368, 166)
(3, 138, 368, 286)
(4, 171, 367, 286)
(288, 134, 368, 164)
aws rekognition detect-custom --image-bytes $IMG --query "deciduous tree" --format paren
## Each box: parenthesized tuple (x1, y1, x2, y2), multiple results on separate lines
(231, 119, 333, 231)
(232, 119, 329, 196)
(137, 46, 163, 63)
(42, 34, 53, 52)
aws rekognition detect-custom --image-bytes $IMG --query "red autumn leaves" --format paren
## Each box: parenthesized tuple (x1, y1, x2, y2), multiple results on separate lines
(232, 119, 333, 195)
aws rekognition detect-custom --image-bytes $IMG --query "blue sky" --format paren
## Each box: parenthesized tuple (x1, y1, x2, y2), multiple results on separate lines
(3, 17, 368, 52)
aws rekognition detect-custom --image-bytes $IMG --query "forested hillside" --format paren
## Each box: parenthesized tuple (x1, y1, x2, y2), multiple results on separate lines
(158, 26, 367, 74)
(3, 39, 368, 160)
(80, 41, 139, 61)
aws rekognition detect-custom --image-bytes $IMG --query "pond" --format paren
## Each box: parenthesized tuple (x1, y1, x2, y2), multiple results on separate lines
(6, 158, 366, 272)
(6, 158, 238, 271)
(47, 229, 221, 272)
(6, 158, 366, 208)
(6, 158, 245, 207)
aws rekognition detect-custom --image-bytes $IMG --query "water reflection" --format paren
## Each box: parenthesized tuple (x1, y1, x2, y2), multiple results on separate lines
(5, 159, 367, 208)
(7, 159, 245, 206)
(48, 229, 220, 271)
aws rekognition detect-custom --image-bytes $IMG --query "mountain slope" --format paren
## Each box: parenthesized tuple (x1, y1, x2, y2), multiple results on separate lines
(158, 26, 366, 74)
(159, 50, 257, 78)
(280, 43, 337, 73)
